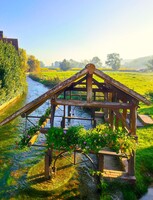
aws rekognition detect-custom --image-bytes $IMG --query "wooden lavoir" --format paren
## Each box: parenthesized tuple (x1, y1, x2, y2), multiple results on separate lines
(0, 64, 150, 182)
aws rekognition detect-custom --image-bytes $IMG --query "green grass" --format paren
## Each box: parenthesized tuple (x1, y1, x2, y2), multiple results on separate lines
(32, 69, 153, 97)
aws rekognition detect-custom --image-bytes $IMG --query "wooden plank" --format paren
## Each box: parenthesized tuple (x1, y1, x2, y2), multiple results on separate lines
(98, 150, 127, 157)
(138, 114, 153, 125)
(65, 116, 94, 120)
(94, 69, 150, 105)
(53, 99, 133, 109)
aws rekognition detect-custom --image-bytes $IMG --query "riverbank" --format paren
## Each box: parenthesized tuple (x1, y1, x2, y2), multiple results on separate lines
(0, 94, 22, 111)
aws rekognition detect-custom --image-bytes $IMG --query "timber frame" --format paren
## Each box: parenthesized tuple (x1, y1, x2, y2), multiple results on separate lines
(0, 64, 150, 182)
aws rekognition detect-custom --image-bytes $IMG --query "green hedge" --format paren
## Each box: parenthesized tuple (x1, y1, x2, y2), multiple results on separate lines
(0, 41, 26, 105)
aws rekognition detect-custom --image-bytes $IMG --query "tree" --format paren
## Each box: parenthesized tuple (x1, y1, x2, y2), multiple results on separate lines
(19, 48, 29, 72)
(146, 59, 153, 71)
(59, 59, 71, 71)
(40, 61, 45, 68)
(105, 53, 121, 70)
(91, 56, 102, 68)
(27, 55, 41, 73)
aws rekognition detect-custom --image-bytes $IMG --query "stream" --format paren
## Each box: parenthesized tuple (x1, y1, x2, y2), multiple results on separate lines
(0, 77, 99, 199)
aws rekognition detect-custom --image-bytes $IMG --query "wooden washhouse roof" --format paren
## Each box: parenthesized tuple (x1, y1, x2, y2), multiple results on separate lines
(0, 64, 150, 126)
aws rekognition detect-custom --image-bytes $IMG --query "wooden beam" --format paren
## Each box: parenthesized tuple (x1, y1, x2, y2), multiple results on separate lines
(71, 76, 86, 87)
(66, 87, 111, 93)
(113, 110, 130, 130)
(92, 78, 105, 89)
(94, 69, 150, 105)
(53, 99, 133, 109)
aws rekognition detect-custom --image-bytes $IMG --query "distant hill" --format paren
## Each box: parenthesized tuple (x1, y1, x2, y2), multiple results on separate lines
(123, 55, 153, 69)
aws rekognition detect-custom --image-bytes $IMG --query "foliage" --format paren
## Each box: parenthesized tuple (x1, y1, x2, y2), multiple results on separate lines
(0, 41, 27, 105)
(146, 59, 153, 71)
(38, 107, 51, 126)
(105, 53, 121, 70)
(40, 61, 45, 68)
(18, 125, 40, 148)
(91, 56, 102, 68)
(46, 124, 136, 155)
(59, 59, 71, 71)
(18, 108, 51, 148)
(19, 48, 29, 72)
(27, 55, 41, 73)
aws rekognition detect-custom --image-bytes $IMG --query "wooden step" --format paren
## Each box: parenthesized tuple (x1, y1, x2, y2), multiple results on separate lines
(138, 114, 153, 125)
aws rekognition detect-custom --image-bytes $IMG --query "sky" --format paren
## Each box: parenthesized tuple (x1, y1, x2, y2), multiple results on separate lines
(1, 0, 153, 65)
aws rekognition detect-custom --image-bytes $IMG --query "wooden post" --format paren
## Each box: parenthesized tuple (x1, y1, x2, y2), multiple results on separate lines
(67, 91, 71, 124)
(128, 105, 137, 176)
(63, 91, 66, 128)
(109, 109, 114, 129)
(45, 148, 52, 179)
(86, 73, 93, 103)
(115, 113, 119, 130)
(98, 153, 104, 172)
(92, 108, 96, 127)
(74, 151, 77, 165)
(93, 91, 96, 101)
(103, 87, 109, 121)
(50, 102, 56, 127)
(122, 100, 127, 130)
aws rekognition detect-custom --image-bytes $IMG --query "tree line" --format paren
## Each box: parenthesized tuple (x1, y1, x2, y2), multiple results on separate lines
(50, 54, 153, 72)
(50, 53, 122, 71)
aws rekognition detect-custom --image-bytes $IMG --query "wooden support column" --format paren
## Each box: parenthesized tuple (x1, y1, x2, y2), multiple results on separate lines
(109, 109, 114, 129)
(109, 92, 114, 130)
(45, 99, 55, 179)
(68, 91, 71, 124)
(122, 100, 128, 130)
(103, 91, 109, 121)
(86, 73, 93, 103)
(74, 151, 77, 165)
(115, 111, 119, 130)
(45, 148, 52, 179)
(50, 100, 56, 127)
(61, 91, 66, 128)
(128, 105, 137, 176)
(98, 153, 104, 172)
